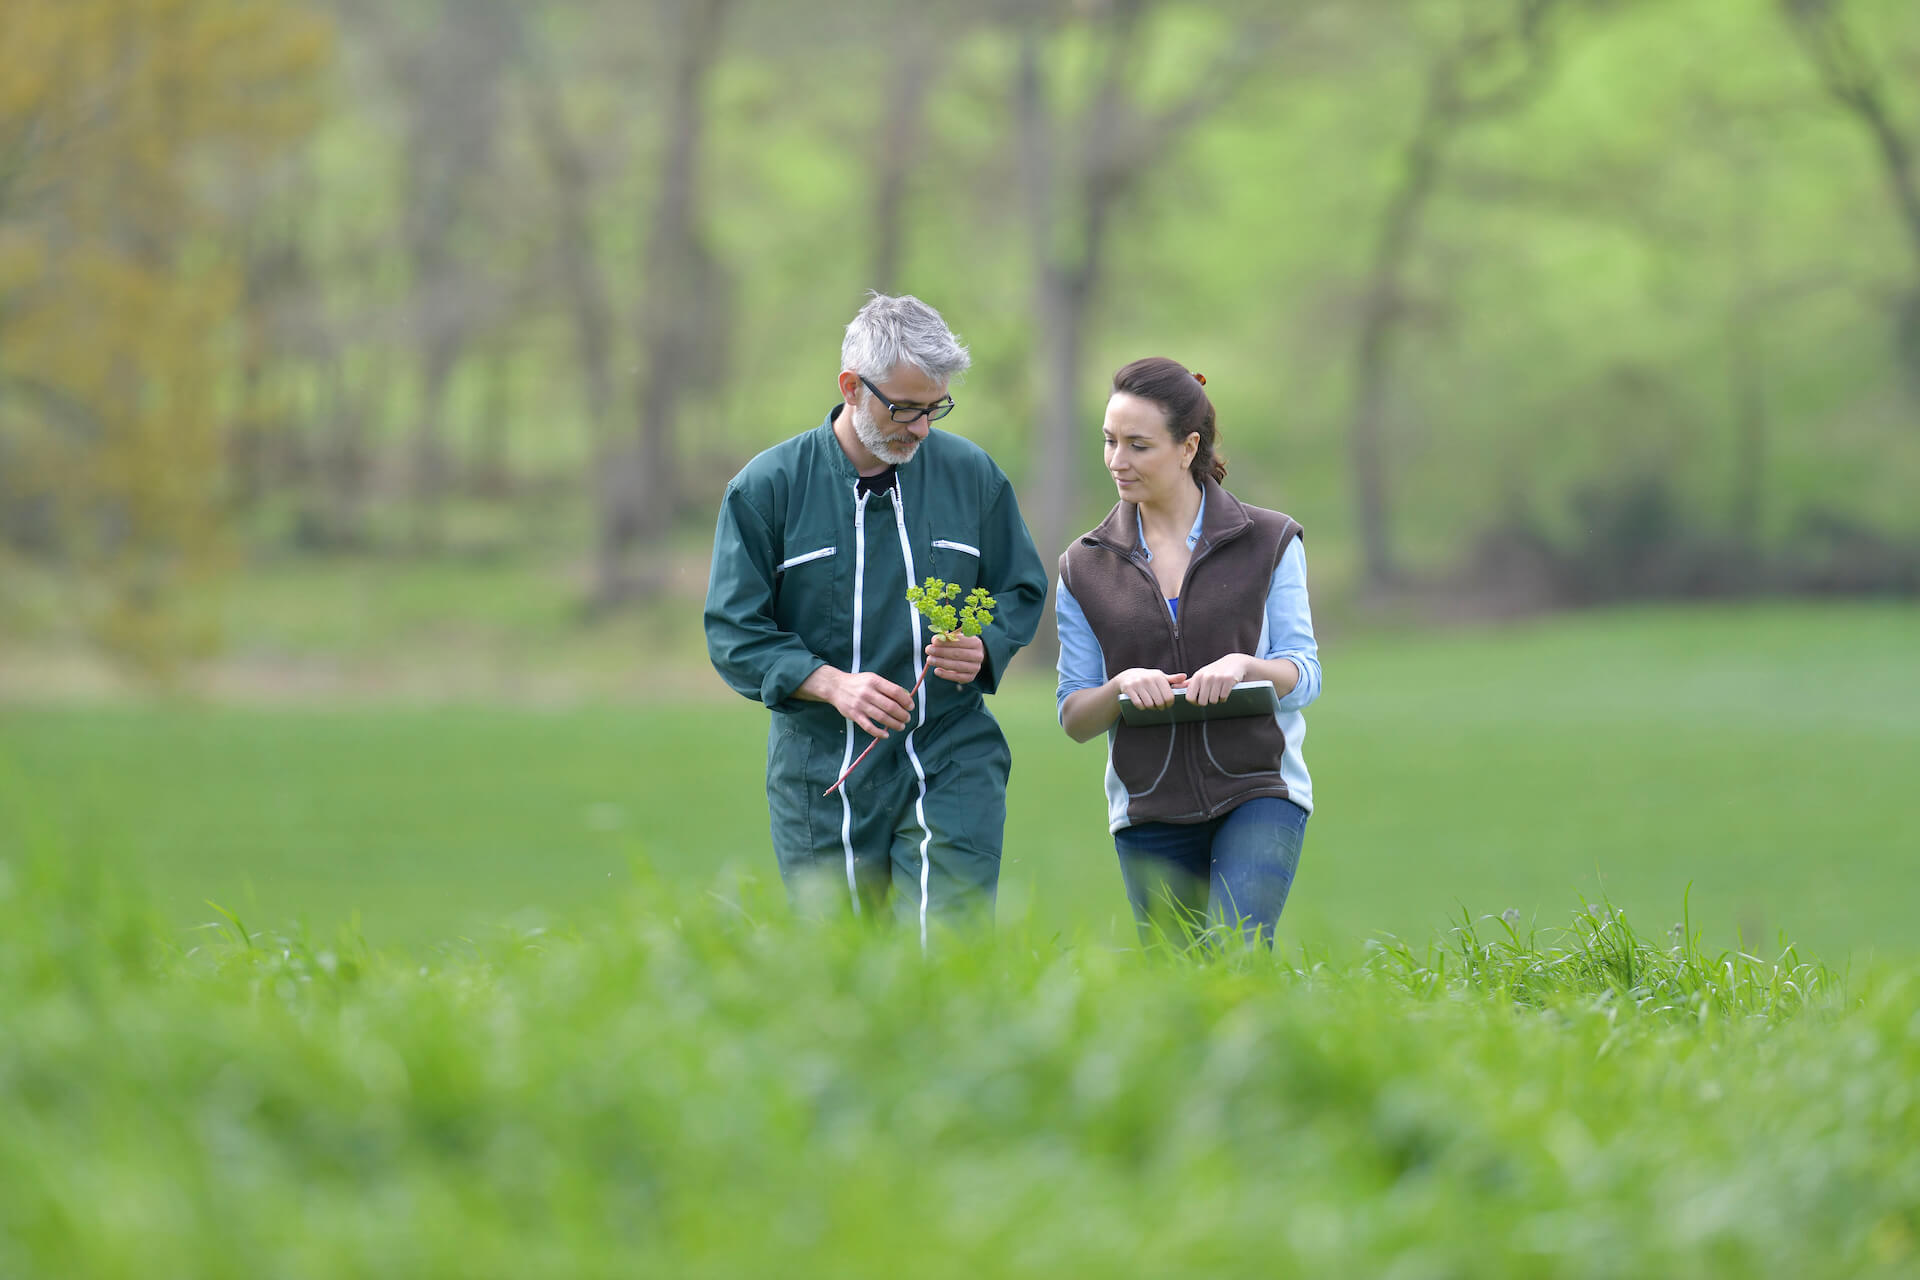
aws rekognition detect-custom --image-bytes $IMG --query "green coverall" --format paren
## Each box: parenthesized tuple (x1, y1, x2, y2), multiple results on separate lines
(705, 410, 1047, 935)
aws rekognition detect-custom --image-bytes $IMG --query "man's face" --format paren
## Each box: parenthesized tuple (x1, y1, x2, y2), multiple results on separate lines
(851, 366, 949, 467)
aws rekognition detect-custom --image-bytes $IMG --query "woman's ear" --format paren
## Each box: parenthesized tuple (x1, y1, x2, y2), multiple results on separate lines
(1182, 432, 1200, 467)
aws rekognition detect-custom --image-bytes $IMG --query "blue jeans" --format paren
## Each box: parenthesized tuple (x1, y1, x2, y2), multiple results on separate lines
(1112, 797, 1307, 948)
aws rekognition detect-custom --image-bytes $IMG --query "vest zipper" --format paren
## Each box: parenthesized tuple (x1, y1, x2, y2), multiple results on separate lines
(1121, 549, 1181, 664)
(1119, 538, 1207, 812)
(1122, 524, 1244, 815)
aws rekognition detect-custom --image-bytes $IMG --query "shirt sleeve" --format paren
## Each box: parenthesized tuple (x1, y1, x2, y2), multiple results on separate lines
(973, 473, 1049, 694)
(1261, 537, 1322, 712)
(1054, 577, 1108, 724)
(703, 481, 827, 710)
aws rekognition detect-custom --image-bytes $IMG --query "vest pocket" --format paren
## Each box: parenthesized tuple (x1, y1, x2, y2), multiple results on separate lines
(1112, 722, 1177, 797)
(1200, 716, 1287, 779)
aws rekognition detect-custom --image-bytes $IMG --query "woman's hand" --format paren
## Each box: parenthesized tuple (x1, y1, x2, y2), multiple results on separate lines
(1186, 653, 1253, 706)
(1113, 667, 1188, 710)
(926, 632, 986, 684)
(1061, 668, 1188, 742)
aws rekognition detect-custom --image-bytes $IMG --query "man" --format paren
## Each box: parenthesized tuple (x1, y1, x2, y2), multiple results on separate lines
(705, 294, 1047, 936)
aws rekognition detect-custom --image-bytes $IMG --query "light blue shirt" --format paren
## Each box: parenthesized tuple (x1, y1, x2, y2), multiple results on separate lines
(1055, 491, 1321, 828)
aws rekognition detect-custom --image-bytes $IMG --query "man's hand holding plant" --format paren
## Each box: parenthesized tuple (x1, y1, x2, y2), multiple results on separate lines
(825, 579, 996, 797)
(909, 579, 995, 686)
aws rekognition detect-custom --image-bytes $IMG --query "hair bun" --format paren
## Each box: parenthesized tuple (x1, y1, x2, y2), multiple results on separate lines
(1192, 372, 1206, 385)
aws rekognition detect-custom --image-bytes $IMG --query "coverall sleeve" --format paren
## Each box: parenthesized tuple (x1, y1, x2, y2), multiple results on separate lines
(974, 473, 1049, 694)
(704, 482, 827, 710)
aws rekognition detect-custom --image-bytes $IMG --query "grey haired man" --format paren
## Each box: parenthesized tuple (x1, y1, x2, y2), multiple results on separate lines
(704, 294, 1047, 935)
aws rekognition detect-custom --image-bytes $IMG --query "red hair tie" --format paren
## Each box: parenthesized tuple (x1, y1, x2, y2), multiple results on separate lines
(1193, 372, 1206, 386)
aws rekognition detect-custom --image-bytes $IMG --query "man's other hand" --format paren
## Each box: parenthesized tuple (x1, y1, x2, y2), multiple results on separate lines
(800, 666, 914, 738)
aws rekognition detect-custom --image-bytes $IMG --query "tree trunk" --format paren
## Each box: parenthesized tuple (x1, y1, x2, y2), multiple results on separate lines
(1856, 95, 1920, 273)
(1786, 7, 1920, 272)
(1821, 31, 1920, 394)
(323, 352, 371, 550)
(1016, 30, 1064, 655)
(1346, 113, 1444, 591)
(1029, 268, 1090, 656)
(604, 0, 730, 605)
(1782, 1, 1920, 391)
(1728, 315, 1768, 546)
(409, 336, 456, 549)
(397, 0, 519, 552)
(471, 353, 513, 498)
(870, 44, 935, 294)
(1343, 6, 1564, 591)
(524, 48, 620, 537)
(1728, 164, 1768, 544)
(1013, 0, 1244, 653)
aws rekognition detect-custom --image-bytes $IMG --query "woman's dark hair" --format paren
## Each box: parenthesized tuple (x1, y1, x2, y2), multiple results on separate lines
(1110, 356, 1226, 484)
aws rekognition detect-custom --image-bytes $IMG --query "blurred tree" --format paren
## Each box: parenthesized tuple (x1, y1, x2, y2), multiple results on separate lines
(392, 0, 522, 547)
(868, 9, 944, 295)
(1725, 142, 1773, 544)
(1344, 0, 1588, 590)
(13, 0, 1911, 666)
(522, 18, 621, 541)
(1011, 0, 1293, 645)
(230, 176, 310, 516)
(598, 0, 734, 604)
(0, 0, 328, 674)
(231, 155, 366, 550)
(1780, 0, 1920, 395)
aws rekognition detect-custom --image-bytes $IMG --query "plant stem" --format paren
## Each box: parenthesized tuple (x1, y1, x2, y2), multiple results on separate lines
(823, 650, 939, 798)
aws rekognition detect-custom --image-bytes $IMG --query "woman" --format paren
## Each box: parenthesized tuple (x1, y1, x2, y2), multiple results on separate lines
(1055, 357, 1321, 947)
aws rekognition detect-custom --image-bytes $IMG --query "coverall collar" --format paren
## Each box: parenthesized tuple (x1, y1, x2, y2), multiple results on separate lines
(821, 404, 927, 488)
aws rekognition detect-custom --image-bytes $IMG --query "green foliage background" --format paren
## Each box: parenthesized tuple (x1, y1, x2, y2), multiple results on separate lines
(117, 0, 1920, 577)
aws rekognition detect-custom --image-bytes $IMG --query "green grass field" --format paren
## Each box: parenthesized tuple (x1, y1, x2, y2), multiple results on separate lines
(4, 602, 1920, 1275)
(3, 603, 1915, 962)
(2, 851, 1914, 1277)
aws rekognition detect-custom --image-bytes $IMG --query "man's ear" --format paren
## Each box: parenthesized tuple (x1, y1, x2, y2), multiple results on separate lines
(838, 371, 862, 405)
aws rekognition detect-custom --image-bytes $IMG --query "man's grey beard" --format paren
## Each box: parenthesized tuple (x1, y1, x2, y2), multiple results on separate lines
(853, 399, 920, 466)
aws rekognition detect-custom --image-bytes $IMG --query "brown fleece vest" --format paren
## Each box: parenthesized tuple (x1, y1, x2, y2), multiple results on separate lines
(1059, 477, 1302, 826)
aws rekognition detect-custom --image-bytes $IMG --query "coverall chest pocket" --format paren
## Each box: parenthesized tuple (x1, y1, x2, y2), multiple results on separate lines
(772, 544, 837, 631)
(929, 537, 982, 594)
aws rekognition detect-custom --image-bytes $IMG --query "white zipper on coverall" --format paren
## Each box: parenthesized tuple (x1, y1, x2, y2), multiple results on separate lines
(836, 490, 871, 914)
(888, 487, 933, 949)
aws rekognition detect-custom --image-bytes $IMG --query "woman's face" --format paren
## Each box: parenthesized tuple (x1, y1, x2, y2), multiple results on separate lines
(1102, 392, 1198, 507)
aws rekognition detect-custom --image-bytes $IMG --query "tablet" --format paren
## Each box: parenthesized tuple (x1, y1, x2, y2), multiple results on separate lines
(1116, 680, 1282, 726)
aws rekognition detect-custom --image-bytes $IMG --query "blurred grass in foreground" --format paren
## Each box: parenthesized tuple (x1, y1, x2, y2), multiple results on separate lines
(1, 851, 1913, 1278)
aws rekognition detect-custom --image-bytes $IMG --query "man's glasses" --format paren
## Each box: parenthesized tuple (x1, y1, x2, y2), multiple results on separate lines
(860, 375, 955, 424)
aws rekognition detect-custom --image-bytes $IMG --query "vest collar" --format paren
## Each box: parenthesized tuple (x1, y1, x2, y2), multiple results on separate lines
(1084, 476, 1251, 560)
